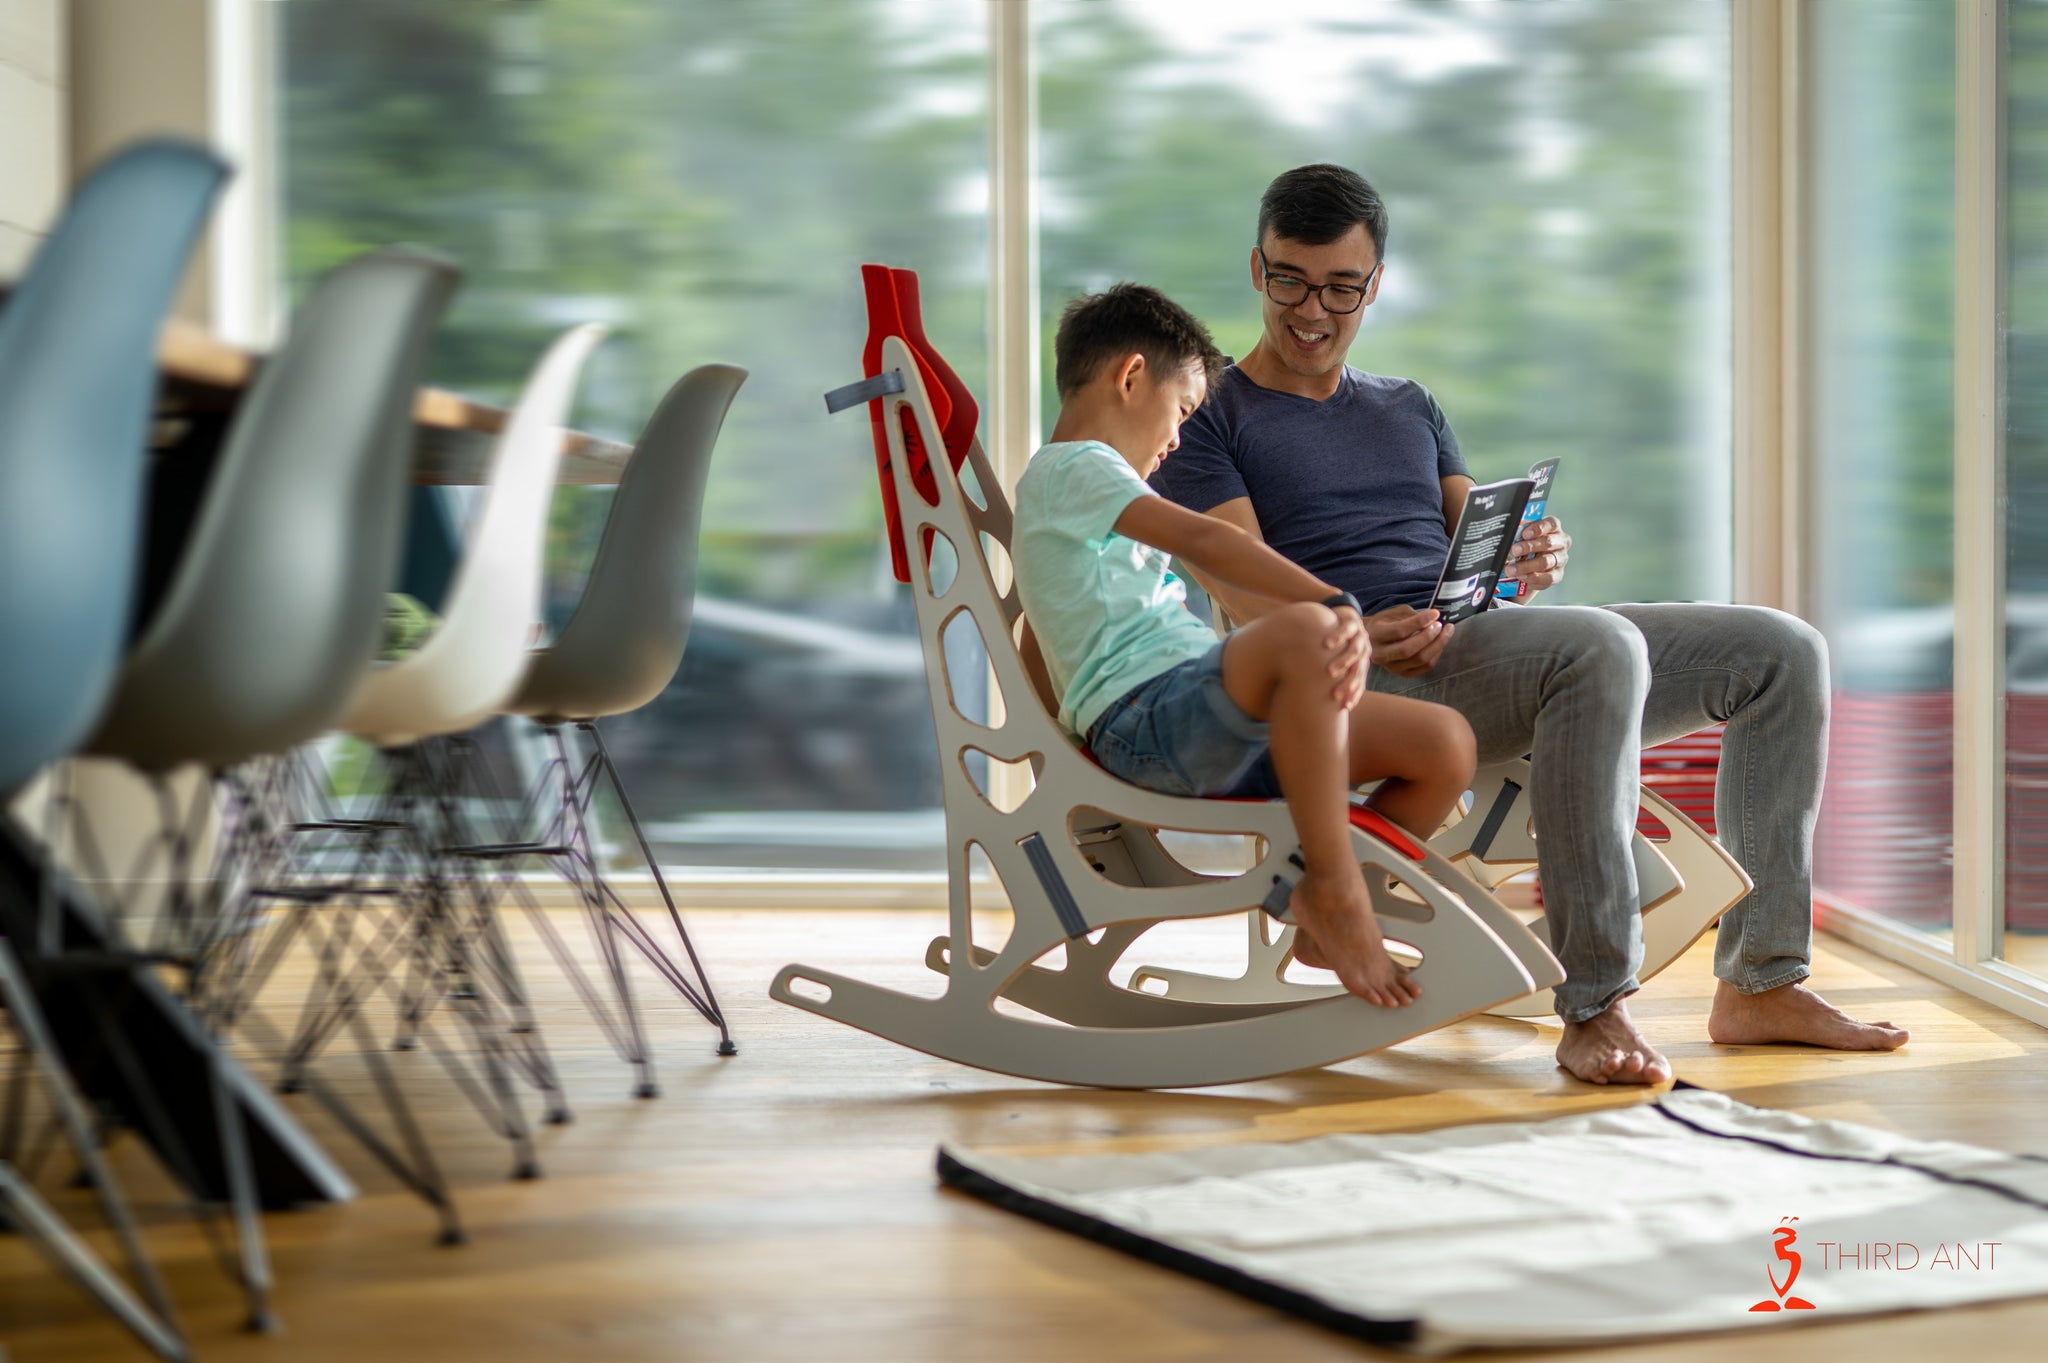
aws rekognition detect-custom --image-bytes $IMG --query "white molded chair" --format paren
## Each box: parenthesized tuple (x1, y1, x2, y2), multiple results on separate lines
(256, 323, 608, 1180)
(340, 323, 609, 745)
(771, 267, 1564, 1089)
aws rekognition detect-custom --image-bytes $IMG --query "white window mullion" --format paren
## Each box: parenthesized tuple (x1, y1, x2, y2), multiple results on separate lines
(985, 0, 1039, 813)
(1730, 0, 1803, 616)
(1953, 0, 2006, 968)
(208, 0, 282, 347)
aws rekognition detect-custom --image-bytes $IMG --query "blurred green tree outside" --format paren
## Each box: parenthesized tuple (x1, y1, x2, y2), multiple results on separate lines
(280, 0, 1734, 861)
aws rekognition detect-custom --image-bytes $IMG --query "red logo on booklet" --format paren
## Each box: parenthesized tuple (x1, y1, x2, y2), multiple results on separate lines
(1750, 1216, 1818, 1312)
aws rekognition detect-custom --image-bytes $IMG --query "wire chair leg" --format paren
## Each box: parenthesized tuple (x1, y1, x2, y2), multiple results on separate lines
(582, 722, 735, 1054)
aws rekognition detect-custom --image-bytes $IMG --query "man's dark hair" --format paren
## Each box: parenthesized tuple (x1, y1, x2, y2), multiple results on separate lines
(1257, 163, 1388, 261)
(1053, 283, 1224, 401)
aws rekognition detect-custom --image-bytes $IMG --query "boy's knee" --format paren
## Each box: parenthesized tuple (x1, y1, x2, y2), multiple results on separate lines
(1271, 601, 1342, 660)
(1432, 706, 1478, 781)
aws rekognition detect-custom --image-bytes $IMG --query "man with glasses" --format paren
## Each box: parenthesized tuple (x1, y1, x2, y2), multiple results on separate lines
(1151, 163, 1909, 1085)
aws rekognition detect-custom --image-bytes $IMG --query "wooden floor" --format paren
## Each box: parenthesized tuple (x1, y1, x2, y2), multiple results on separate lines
(5, 905, 2048, 1363)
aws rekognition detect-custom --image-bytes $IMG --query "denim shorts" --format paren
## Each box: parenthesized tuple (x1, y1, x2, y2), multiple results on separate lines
(1086, 644, 1281, 799)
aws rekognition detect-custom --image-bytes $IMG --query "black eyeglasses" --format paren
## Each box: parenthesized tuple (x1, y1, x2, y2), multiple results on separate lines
(1257, 247, 1378, 314)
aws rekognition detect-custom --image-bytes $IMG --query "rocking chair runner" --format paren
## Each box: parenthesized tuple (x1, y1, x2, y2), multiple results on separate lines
(770, 267, 1566, 1089)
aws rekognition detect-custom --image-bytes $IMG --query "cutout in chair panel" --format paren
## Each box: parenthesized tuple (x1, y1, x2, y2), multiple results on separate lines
(1066, 812, 1251, 890)
(966, 840, 1013, 959)
(1637, 809, 1672, 843)
(957, 454, 990, 512)
(962, 747, 1042, 815)
(784, 975, 834, 1005)
(1111, 917, 1249, 990)
(979, 531, 1013, 591)
(939, 606, 1006, 724)
(922, 526, 960, 599)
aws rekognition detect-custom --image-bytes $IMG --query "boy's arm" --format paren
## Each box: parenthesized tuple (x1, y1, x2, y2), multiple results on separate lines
(1117, 496, 1367, 706)
(1116, 495, 1345, 609)
(1170, 498, 1281, 627)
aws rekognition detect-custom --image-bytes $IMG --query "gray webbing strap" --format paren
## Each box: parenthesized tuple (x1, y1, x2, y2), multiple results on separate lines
(1469, 778, 1523, 862)
(822, 370, 905, 414)
(1019, 832, 1089, 940)
(1260, 851, 1306, 922)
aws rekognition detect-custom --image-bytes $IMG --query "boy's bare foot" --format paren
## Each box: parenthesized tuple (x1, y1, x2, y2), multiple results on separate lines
(1707, 980, 1909, 1049)
(1286, 873, 1420, 1008)
(1556, 998, 1672, 1086)
(1289, 928, 1330, 971)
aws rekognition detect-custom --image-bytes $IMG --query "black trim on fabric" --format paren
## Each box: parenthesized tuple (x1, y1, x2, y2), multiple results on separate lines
(1650, 1100, 2048, 1213)
(935, 1148, 1421, 1348)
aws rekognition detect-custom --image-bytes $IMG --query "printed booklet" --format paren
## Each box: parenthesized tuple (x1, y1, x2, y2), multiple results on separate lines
(1430, 458, 1561, 624)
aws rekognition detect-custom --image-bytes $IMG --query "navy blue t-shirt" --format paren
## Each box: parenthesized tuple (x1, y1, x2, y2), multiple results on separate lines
(1150, 364, 1470, 614)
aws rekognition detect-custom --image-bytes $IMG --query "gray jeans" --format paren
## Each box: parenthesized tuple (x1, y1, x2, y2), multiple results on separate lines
(1368, 602, 1829, 1022)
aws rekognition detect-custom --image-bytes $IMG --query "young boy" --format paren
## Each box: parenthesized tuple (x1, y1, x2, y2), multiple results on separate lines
(1012, 284, 1476, 1008)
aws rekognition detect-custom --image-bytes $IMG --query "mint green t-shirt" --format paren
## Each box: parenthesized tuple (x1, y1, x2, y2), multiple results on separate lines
(1012, 440, 1221, 737)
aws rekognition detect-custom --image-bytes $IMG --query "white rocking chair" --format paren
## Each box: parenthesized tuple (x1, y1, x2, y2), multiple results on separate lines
(769, 266, 1566, 1089)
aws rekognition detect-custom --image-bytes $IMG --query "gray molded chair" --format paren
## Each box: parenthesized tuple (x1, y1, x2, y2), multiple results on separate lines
(470, 364, 746, 1083)
(62, 248, 466, 1317)
(84, 248, 460, 774)
(510, 364, 746, 723)
(0, 135, 226, 1363)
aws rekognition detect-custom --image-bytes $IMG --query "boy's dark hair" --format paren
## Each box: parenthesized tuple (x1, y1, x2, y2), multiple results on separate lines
(1053, 283, 1224, 402)
(1257, 163, 1388, 261)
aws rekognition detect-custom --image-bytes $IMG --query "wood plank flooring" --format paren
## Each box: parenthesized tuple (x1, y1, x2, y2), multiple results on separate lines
(4, 906, 2047, 1363)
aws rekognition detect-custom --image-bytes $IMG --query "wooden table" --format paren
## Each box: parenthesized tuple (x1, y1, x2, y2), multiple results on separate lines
(157, 318, 634, 485)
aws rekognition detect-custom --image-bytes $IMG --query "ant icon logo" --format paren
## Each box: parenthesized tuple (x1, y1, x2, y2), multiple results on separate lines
(1749, 1216, 1818, 1312)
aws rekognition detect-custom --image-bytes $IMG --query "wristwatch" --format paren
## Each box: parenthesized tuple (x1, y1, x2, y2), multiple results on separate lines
(1320, 591, 1363, 614)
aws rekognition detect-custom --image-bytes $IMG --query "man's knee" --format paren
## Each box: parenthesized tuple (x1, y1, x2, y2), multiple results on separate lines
(1743, 606, 1829, 686)
(1545, 607, 1652, 701)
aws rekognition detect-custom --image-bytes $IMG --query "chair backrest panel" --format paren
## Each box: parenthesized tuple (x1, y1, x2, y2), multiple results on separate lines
(0, 139, 228, 792)
(509, 362, 746, 722)
(340, 323, 605, 745)
(82, 250, 460, 771)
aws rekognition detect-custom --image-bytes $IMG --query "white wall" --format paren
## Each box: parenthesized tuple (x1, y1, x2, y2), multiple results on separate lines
(68, 0, 210, 321)
(0, 0, 66, 275)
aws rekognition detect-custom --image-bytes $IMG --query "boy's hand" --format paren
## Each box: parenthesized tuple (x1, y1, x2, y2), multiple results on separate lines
(1322, 608, 1369, 709)
(1365, 605, 1451, 677)
(1502, 516, 1571, 595)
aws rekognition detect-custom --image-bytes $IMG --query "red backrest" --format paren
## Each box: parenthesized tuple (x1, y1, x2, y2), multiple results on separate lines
(859, 264, 980, 582)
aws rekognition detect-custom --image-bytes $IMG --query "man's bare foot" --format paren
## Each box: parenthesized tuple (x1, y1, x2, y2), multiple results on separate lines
(1286, 873, 1420, 1008)
(1556, 998, 1672, 1086)
(1707, 980, 1909, 1049)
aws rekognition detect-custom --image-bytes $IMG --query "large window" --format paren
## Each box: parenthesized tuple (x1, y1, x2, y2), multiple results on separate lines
(1806, 0, 1957, 936)
(279, 0, 1733, 878)
(1036, 0, 1733, 610)
(281, 0, 989, 874)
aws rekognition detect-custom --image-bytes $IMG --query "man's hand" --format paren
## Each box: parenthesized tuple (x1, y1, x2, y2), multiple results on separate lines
(1501, 516, 1571, 597)
(1364, 605, 1451, 678)
(1322, 607, 1370, 709)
